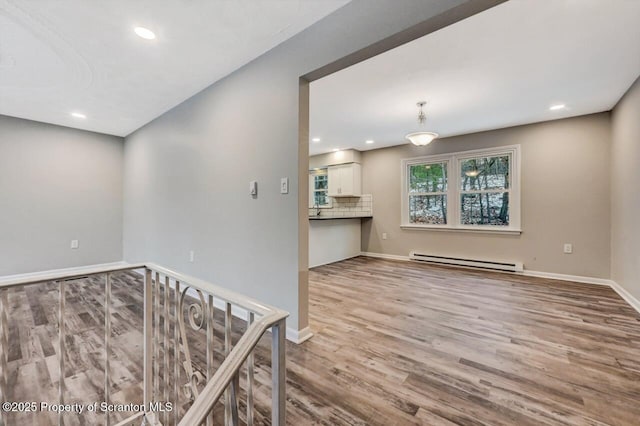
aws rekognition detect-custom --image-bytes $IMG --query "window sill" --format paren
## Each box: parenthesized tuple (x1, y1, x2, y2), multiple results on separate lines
(400, 225, 522, 235)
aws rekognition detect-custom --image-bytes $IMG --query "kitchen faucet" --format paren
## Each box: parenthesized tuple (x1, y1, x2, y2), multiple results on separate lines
(314, 202, 321, 216)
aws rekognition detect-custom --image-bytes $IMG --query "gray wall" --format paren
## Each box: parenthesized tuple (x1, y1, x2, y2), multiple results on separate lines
(611, 76, 640, 300)
(122, 0, 475, 331)
(361, 113, 612, 279)
(0, 115, 124, 275)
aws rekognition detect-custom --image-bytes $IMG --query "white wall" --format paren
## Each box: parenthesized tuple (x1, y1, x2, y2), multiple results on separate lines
(0, 115, 124, 275)
(122, 0, 472, 331)
(361, 113, 612, 279)
(611, 76, 640, 301)
(309, 219, 361, 268)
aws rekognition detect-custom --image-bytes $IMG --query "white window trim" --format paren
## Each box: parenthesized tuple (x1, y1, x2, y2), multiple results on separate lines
(400, 145, 521, 234)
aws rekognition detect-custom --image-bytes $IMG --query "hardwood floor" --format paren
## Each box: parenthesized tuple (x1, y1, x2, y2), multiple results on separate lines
(3, 256, 640, 425)
(305, 257, 640, 425)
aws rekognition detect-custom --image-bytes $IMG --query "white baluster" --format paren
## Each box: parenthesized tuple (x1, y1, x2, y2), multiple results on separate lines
(104, 273, 112, 426)
(58, 281, 66, 426)
(247, 312, 255, 426)
(224, 303, 231, 426)
(143, 269, 154, 423)
(154, 272, 160, 405)
(174, 281, 181, 426)
(206, 295, 214, 426)
(163, 275, 170, 425)
(0, 289, 9, 426)
(271, 318, 286, 426)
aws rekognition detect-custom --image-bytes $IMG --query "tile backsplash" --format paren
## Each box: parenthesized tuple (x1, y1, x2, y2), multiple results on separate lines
(309, 194, 373, 218)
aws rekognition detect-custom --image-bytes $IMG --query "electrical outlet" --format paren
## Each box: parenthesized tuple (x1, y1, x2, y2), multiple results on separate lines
(70, 240, 79, 249)
(189, 250, 195, 263)
(382, 233, 388, 240)
(563, 243, 573, 254)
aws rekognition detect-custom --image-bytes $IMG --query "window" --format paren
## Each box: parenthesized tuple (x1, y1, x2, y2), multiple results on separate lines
(309, 168, 332, 208)
(459, 154, 510, 226)
(401, 145, 520, 233)
(408, 161, 448, 225)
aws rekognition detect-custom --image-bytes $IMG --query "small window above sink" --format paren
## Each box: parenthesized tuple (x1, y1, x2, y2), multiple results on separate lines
(309, 168, 332, 208)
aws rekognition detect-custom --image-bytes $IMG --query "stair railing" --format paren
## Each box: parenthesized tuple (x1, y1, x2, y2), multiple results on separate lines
(0, 262, 288, 426)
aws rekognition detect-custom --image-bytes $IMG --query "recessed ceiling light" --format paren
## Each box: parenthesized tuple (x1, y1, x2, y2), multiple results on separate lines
(549, 104, 566, 111)
(312, 138, 321, 142)
(71, 112, 86, 119)
(365, 140, 374, 144)
(134, 27, 156, 40)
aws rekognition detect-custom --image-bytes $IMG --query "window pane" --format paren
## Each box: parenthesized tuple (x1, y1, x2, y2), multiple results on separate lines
(460, 155, 509, 190)
(314, 191, 328, 206)
(460, 192, 509, 226)
(409, 195, 447, 224)
(314, 175, 328, 190)
(409, 163, 447, 193)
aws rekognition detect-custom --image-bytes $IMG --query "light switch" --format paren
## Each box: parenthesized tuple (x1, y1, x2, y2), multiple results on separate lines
(71, 240, 79, 249)
(280, 177, 289, 194)
(189, 250, 195, 262)
(249, 181, 257, 198)
(563, 243, 573, 254)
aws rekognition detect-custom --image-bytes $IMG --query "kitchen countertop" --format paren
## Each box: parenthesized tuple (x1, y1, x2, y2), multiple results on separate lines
(309, 216, 372, 220)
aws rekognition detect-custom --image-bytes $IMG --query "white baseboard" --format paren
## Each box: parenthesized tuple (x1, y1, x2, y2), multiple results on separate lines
(360, 251, 410, 261)
(519, 270, 640, 316)
(206, 297, 313, 344)
(609, 281, 640, 315)
(520, 270, 612, 286)
(361, 252, 610, 285)
(310, 253, 360, 268)
(360, 252, 640, 316)
(285, 326, 313, 344)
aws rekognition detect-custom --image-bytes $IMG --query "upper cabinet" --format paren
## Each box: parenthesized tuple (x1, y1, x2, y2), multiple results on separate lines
(328, 163, 361, 197)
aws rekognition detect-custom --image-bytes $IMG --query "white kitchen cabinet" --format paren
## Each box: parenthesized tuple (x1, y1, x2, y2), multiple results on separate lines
(328, 163, 361, 197)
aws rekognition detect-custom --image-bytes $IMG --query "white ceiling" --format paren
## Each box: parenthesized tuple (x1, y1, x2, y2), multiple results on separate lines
(0, 0, 348, 136)
(309, 0, 640, 155)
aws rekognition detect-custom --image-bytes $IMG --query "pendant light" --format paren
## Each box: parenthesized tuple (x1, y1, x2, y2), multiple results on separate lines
(405, 101, 438, 146)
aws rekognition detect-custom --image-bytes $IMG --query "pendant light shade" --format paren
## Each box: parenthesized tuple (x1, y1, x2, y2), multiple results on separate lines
(405, 101, 439, 146)
(405, 131, 439, 146)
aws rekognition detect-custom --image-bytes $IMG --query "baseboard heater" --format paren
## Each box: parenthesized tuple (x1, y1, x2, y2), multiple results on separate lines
(409, 251, 523, 273)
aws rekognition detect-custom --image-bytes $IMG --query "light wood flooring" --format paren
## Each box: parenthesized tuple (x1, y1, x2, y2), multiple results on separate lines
(3, 256, 640, 425)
